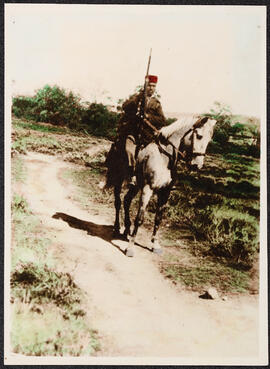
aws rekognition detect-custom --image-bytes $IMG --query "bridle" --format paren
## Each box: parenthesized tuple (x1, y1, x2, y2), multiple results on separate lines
(180, 120, 208, 161)
(158, 116, 209, 165)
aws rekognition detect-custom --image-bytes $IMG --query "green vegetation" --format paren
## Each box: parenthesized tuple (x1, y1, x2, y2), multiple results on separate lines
(12, 85, 82, 129)
(11, 90, 260, 294)
(160, 257, 249, 293)
(55, 100, 260, 292)
(11, 165, 100, 355)
(62, 167, 111, 210)
(12, 84, 178, 140)
(11, 117, 110, 167)
(61, 164, 155, 231)
(61, 162, 256, 294)
(12, 84, 119, 139)
(11, 155, 26, 184)
(165, 102, 260, 269)
(12, 119, 69, 134)
(205, 101, 260, 158)
(11, 302, 99, 356)
(81, 102, 118, 138)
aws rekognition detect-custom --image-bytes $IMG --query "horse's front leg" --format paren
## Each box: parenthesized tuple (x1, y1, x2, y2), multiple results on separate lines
(123, 185, 139, 239)
(151, 188, 170, 254)
(113, 184, 122, 237)
(126, 184, 153, 257)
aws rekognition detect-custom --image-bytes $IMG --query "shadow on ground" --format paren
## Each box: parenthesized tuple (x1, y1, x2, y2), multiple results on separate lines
(52, 212, 151, 255)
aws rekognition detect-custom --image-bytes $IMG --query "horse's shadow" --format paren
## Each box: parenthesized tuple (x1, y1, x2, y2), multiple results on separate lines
(52, 212, 151, 255)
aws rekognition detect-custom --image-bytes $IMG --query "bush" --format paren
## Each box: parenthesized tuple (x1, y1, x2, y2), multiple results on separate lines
(11, 262, 83, 310)
(166, 179, 259, 268)
(34, 85, 83, 128)
(12, 85, 83, 129)
(205, 101, 260, 158)
(204, 206, 259, 267)
(12, 96, 38, 121)
(81, 102, 119, 138)
(205, 102, 232, 147)
(12, 85, 120, 137)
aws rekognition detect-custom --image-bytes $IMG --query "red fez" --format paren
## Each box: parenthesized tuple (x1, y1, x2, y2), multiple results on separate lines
(146, 75, 158, 84)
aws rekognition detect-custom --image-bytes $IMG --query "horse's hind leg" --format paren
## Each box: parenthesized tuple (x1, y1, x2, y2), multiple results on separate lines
(113, 184, 122, 237)
(123, 185, 139, 239)
(126, 184, 153, 257)
(151, 188, 170, 254)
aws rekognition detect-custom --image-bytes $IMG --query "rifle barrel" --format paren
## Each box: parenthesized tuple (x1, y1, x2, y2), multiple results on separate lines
(146, 48, 152, 77)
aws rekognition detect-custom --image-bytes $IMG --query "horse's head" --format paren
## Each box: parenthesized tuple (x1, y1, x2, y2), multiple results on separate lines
(182, 117, 216, 170)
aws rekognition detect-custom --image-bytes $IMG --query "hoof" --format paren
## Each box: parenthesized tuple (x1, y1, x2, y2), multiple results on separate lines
(152, 247, 163, 255)
(126, 248, 134, 257)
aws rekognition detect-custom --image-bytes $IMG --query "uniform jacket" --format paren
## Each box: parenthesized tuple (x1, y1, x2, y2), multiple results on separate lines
(117, 91, 166, 145)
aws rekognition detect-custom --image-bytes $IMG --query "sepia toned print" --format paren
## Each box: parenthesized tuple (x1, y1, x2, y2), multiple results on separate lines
(5, 4, 267, 365)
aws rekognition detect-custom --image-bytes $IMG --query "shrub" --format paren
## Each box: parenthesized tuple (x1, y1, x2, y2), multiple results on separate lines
(166, 178, 259, 268)
(81, 102, 119, 138)
(12, 85, 83, 129)
(204, 206, 259, 267)
(12, 85, 120, 137)
(11, 262, 83, 310)
(33, 85, 83, 129)
(205, 101, 232, 147)
(205, 101, 260, 158)
(12, 96, 38, 121)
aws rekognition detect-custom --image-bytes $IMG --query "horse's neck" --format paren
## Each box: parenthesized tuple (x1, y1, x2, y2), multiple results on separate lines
(165, 128, 187, 150)
(161, 117, 196, 151)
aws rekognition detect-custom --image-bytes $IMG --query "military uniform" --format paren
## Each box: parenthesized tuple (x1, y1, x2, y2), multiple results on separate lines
(118, 91, 166, 144)
(116, 81, 166, 179)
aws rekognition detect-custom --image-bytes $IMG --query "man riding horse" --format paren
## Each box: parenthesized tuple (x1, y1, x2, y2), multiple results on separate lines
(114, 74, 167, 186)
(104, 55, 216, 254)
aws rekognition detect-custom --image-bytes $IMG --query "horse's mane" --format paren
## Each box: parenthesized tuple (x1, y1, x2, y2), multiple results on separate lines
(161, 114, 199, 139)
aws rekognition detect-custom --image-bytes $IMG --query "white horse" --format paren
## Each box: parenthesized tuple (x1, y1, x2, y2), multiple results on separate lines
(105, 115, 216, 257)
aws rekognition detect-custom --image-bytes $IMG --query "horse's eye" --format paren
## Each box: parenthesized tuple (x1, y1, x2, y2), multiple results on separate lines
(196, 132, 203, 140)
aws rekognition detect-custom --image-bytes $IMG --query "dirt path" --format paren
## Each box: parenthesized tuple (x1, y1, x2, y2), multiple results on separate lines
(19, 151, 259, 359)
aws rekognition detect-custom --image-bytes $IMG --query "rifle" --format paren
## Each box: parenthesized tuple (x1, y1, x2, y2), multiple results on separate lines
(137, 49, 152, 135)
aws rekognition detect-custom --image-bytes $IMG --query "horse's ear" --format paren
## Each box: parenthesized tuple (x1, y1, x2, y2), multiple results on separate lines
(194, 116, 208, 128)
(200, 117, 209, 125)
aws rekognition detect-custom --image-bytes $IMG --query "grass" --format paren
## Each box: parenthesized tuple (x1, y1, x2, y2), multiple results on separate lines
(10, 156, 101, 355)
(11, 116, 260, 295)
(11, 302, 99, 356)
(62, 167, 112, 208)
(11, 194, 50, 267)
(11, 193, 101, 355)
(61, 164, 158, 233)
(12, 116, 109, 166)
(61, 159, 256, 294)
(12, 117, 70, 134)
(160, 257, 249, 293)
(11, 156, 26, 184)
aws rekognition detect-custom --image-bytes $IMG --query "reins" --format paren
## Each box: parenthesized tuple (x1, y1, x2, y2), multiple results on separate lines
(142, 118, 185, 161)
(142, 116, 209, 165)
